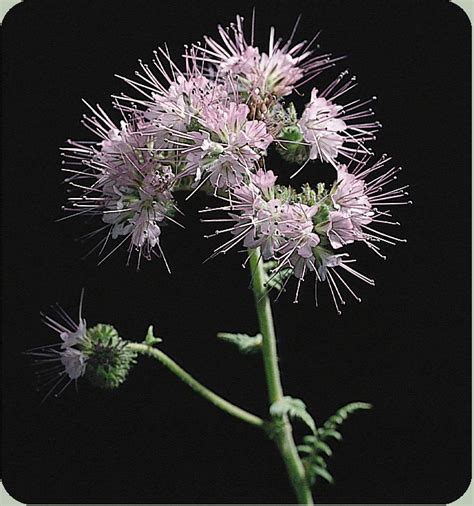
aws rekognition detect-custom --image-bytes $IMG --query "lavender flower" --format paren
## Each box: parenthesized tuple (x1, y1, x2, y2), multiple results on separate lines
(183, 102, 273, 188)
(206, 154, 408, 311)
(62, 104, 182, 267)
(26, 294, 88, 400)
(192, 15, 336, 99)
(298, 72, 380, 168)
(116, 48, 228, 134)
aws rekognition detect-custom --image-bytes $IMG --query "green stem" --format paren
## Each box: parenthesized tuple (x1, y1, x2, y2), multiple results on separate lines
(127, 342, 265, 429)
(248, 248, 314, 505)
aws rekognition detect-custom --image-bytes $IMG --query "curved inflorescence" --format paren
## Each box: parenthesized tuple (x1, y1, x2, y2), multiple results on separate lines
(27, 292, 137, 400)
(62, 14, 410, 311)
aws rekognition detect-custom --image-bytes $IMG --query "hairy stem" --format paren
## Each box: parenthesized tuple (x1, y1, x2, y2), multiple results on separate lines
(127, 342, 265, 428)
(248, 248, 314, 505)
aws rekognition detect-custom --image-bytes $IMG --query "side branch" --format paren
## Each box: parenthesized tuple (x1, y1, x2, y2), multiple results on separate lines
(126, 342, 265, 428)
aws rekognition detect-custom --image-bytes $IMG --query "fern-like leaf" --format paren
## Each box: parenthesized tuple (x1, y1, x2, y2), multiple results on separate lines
(298, 401, 372, 487)
(263, 261, 292, 292)
(217, 332, 262, 354)
(322, 402, 372, 431)
(270, 396, 316, 434)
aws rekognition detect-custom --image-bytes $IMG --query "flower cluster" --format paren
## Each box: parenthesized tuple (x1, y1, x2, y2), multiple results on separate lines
(206, 154, 408, 311)
(27, 294, 136, 399)
(62, 14, 409, 310)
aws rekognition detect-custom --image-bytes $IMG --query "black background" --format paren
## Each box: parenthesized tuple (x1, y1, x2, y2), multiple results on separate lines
(2, 0, 471, 503)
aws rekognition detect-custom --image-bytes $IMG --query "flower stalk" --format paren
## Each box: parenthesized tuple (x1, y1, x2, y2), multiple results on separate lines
(248, 248, 314, 504)
(126, 341, 265, 428)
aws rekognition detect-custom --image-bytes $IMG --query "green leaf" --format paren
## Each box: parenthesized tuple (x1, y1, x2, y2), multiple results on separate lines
(313, 466, 334, 484)
(217, 332, 262, 354)
(298, 400, 372, 489)
(296, 444, 314, 454)
(270, 396, 316, 434)
(312, 440, 332, 457)
(144, 325, 163, 346)
(264, 266, 292, 292)
(323, 402, 372, 430)
(310, 455, 328, 469)
(318, 428, 343, 441)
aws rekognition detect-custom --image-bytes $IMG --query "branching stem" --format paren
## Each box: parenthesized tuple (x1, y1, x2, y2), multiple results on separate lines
(126, 342, 265, 428)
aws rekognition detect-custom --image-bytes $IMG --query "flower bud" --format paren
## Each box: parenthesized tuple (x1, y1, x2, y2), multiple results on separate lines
(276, 125, 309, 164)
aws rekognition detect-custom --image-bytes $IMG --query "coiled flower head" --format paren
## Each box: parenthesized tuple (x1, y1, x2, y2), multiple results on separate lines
(207, 155, 409, 311)
(62, 104, 183, 268)
(192, 15, 337, 100)
(59, 12, 409, 311)
(27, 294, 136, 400)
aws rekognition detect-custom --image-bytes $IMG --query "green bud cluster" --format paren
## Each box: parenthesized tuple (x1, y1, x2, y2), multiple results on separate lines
(82, 324, 137, 390)
(273, 184, 298, 203)
(272, 181, 334, 255)
(275, 103, 309, 164)
(276, 125, 309, 164)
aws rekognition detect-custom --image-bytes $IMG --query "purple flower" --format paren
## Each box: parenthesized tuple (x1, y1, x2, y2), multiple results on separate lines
(252, 168, 278, 193)
(183, 102, 273, 188)
(327, 210, 356, 249)
(208, 174, 320, 281)
(62, 105, 181, 267)
(298, 74, 380, 167)
(57, 14, 409, 312)
(275, 203, 320, 283)
(26, 294, 88, 400)
(328, 157, 410, 256)
(117, 48, 229, 135)
(192, 15, 336, 98)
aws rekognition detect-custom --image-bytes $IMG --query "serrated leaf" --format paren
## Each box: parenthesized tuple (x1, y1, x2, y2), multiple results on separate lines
(217, 332, 262, 354)
(270, 396, 316, 434)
